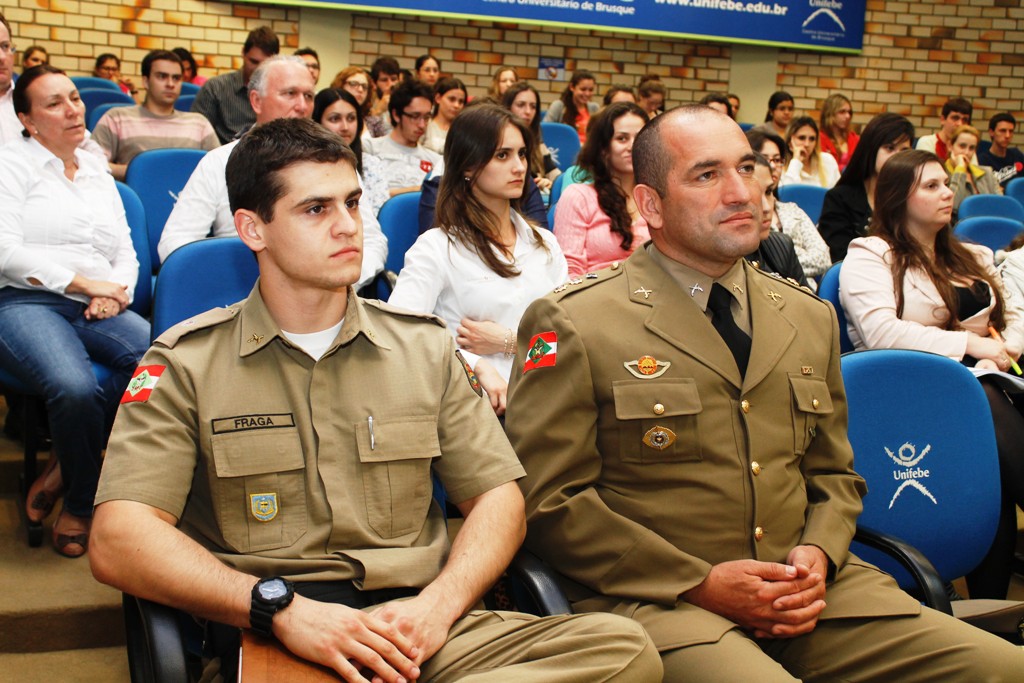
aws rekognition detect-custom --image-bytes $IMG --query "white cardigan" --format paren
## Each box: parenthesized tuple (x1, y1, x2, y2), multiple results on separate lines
(840, 236, 1024, 359)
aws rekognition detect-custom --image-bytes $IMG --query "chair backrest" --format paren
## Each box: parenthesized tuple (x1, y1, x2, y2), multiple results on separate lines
(115, 181, 152, 317)
(125, 148, 208, 271)
(174, 94, 196, 113)
(86, 101, 132, 131)
(843, 349, 1001, 587)
(151, 237, 259, 339)
(814, 261, 853, 353)
(540, 122, 581, 173)
(79, 88, 135, 119)
(179, 82, 201, 96)
(953, 216, 1024, 253)
(548, 164, 588, 208)
(71, 76, 122, 92)
(377, 192, 422, 275)
(1003, 177, 1024, 208)
(958, 193, 1024, 223)
(777, 184, 828, 225)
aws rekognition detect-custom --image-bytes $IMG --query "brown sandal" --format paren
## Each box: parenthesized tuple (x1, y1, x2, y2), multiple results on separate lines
(52, 510, 90, 558)
(26, 454, 63, 523)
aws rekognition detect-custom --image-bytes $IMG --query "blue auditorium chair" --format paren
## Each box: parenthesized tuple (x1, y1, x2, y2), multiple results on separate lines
(540, 121, 581, 173)
(125, 148, 207, 273)
(957, 194, 1024, 223)
(777, 184, 827, 225)
(844, 349, 1024, 638)
(954, 216, 1024, 253)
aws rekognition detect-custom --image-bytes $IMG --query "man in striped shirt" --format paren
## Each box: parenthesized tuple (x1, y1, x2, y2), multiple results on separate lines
(92, 49, 219, 180)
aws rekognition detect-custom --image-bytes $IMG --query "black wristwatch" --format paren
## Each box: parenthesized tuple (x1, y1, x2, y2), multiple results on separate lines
(249, 576, 295, 639)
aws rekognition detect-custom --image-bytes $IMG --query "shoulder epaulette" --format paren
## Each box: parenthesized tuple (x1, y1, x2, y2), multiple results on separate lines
(154, 305, 241, 348)
(361, 297, 447, 328)
(548, 262, 625, 301)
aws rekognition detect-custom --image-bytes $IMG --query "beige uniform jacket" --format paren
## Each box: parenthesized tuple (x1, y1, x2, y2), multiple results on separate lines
(506, 247, 919, 649)
(96, 285, 524, 589)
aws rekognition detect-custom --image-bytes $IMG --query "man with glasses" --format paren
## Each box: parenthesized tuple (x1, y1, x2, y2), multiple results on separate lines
(0, 12, 20, 144)
(364, 80, 442, 197)
(294, 47, 320, 86)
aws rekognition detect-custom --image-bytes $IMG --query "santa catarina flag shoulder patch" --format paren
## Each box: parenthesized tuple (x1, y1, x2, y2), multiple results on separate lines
(121, 365, 166, 404)
(523, 331, 557, 374)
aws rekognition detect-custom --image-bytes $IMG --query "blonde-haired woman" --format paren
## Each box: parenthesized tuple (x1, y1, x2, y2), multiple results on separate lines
(780, 116, 840, 189)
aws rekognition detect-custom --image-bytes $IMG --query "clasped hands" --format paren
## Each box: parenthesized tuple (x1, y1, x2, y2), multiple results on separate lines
(273, 593, 453, 683)
(684, 545, 829, 639)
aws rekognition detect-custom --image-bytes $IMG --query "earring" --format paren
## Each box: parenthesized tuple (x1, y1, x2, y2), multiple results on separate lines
(464, 176, 470, 182)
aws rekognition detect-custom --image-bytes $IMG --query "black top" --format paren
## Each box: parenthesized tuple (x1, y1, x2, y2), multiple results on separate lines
(745, 231, 809, 289)
(819, 183, 872, 263)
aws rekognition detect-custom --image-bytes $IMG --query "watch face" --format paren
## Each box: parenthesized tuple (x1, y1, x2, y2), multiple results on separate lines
(259, 579, 288, 600)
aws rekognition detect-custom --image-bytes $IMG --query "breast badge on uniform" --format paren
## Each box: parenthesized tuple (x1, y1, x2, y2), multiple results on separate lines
(624, 355, 671, 379)
(523, 331, 558, 374)
(249, 493, 279, 522)
(642, 425, 677, 450)
(455, 350, 483, 397)
(121, 365, 166, 404)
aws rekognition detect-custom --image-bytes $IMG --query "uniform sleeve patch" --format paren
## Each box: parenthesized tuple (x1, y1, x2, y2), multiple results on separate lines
(455, 350, 483, 397)
(523, 332, 558, 374)
(121, 365, 166, 404)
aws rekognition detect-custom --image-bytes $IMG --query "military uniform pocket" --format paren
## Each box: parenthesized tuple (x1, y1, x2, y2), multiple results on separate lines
(355, 416, 439, 538)
(789, 375, 833, 455)
(210, 429, 307, 553)
(613, 379, 703, 464)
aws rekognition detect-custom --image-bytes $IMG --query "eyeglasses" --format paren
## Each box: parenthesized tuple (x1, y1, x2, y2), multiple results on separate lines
(345, 80, 368, 92)
(0, 42, 16, 55)
(765, 156, 784, 167)
(401, 111, 431, 123)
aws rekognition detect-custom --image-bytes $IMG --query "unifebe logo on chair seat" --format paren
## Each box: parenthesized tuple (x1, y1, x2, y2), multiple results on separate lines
(885, 442, 936, 509)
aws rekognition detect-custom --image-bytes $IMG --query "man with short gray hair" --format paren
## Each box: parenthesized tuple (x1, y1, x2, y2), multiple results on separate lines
(159, 56, 387, 289)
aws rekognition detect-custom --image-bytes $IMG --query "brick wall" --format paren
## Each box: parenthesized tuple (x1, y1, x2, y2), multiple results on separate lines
(777, 0, 1024, 132)
(3, 0, 299, 87)
(4, 0, 1022, 131)
(348, 13, 731, 106)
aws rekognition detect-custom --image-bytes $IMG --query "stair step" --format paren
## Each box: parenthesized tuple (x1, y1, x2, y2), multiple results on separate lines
(0, 646, 129, 681)
(0, 495, 125, 654)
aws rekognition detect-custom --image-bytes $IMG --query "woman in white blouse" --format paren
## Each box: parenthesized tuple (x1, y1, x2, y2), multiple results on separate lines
(0, 66, 149, 557)
(389, 104, 567, 414)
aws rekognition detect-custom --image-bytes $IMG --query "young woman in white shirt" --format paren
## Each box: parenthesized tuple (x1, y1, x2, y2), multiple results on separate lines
(0, 66, 149, 557)
(389, 103, 567, 414)
(780, 116, 841, 189)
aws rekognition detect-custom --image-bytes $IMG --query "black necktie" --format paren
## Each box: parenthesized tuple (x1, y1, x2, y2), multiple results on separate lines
(707, 283, 751, 377)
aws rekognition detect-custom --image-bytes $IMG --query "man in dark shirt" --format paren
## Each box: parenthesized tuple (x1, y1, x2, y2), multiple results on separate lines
(192, 26, 279, 143)
(977, 113, 1024, 189)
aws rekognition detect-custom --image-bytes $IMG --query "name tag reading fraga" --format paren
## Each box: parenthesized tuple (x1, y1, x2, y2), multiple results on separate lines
(211, 413, 296, 434)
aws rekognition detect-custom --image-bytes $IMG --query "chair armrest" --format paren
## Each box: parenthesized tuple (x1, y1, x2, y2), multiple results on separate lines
(122, 593, 189, 683)
(853, 526, 952, 615)
(506, 548, 573, 616)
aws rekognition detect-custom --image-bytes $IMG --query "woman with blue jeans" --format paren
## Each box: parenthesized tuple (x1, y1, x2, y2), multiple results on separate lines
(0, 65, 149, 557)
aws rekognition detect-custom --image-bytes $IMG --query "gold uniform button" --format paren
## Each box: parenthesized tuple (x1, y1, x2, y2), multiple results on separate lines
(740, 399, 750, 414)
(653, 403, 665, 415)
(751, 461, 761, 476)
(754, 526, 765, 541)
(812, 398, 820, 409)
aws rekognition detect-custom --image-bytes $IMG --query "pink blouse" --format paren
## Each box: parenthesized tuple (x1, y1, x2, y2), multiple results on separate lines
(553, 183, 650, 277)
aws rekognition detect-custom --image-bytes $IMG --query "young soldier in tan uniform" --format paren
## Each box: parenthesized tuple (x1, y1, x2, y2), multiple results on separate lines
(506, 105, 1024, 681)
(89, 118, 661, 682)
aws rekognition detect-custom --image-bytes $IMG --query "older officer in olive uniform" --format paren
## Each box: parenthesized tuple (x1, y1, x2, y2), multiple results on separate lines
(506, 105, 1024, 681)
(89, 118, 661, 682)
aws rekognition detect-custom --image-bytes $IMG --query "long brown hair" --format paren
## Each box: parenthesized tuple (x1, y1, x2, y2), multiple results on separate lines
(870, 149, 1006, 330)
(436, 103, 549, 278)
(577, 102, 649, 250)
